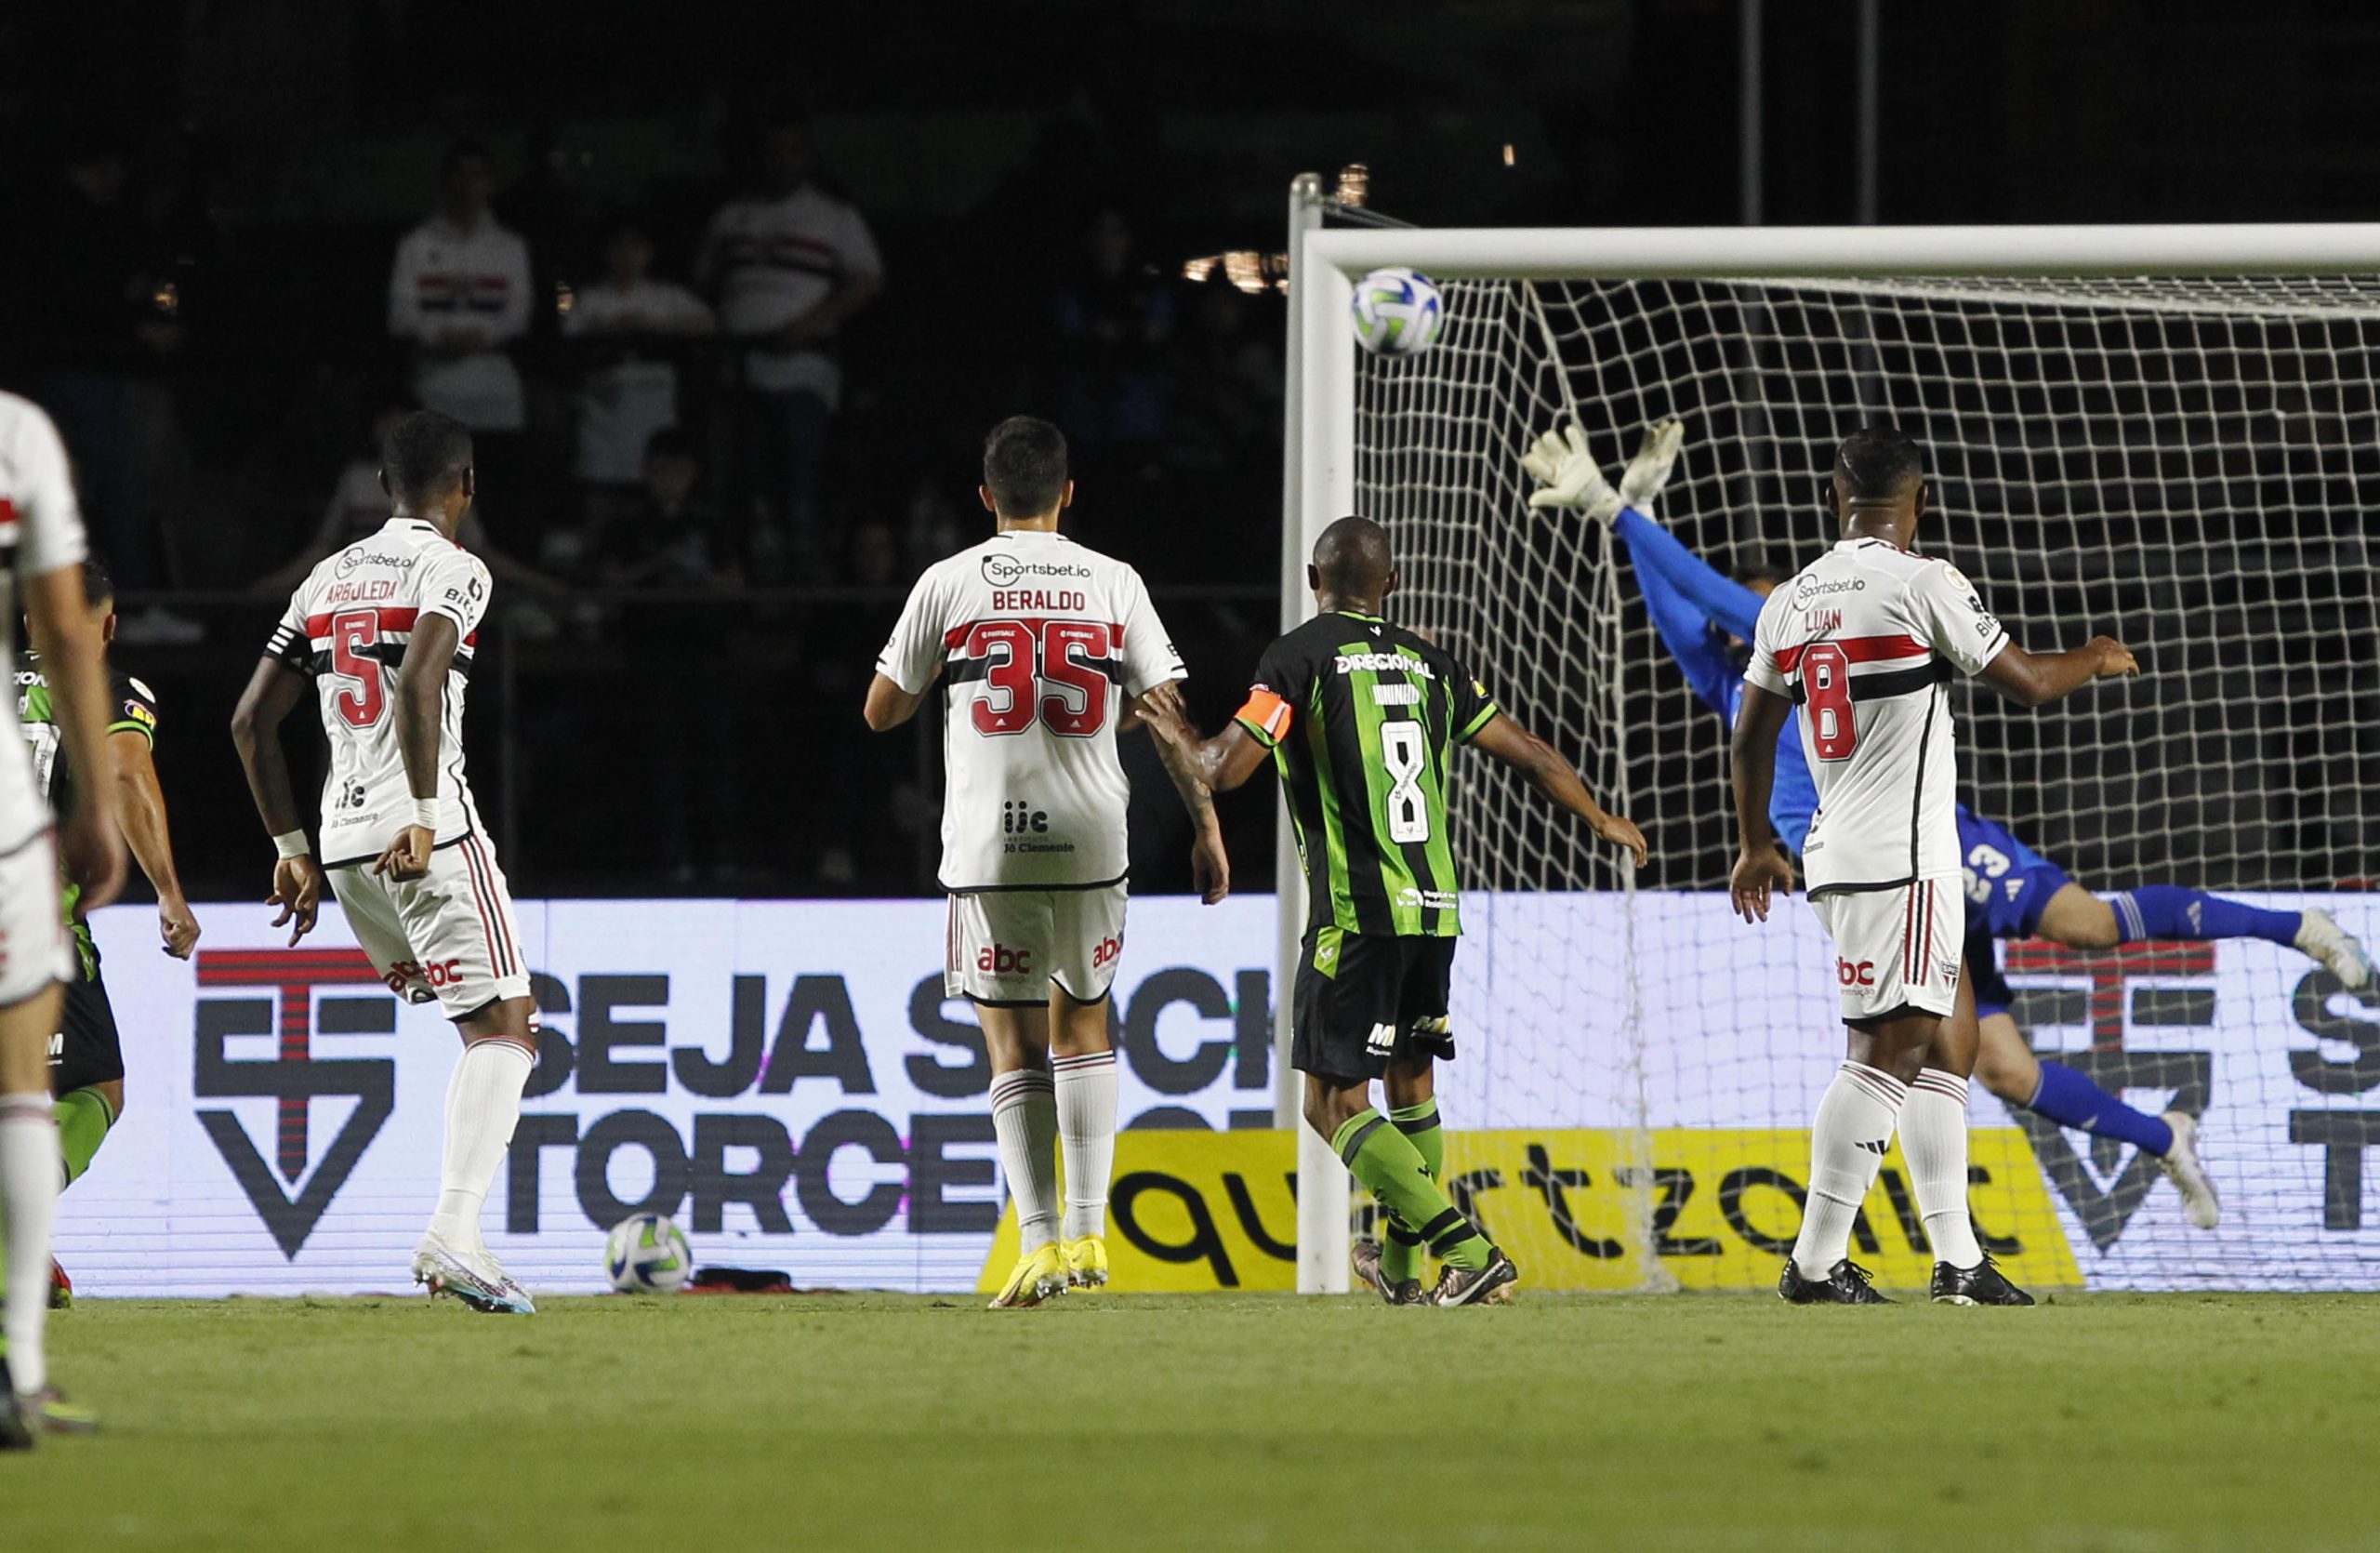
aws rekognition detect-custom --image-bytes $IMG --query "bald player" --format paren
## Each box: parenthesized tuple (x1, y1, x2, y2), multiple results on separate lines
(1145, 515, 1646, 1307)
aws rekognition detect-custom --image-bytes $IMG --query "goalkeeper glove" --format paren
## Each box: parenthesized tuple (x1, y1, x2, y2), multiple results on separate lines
(1521, 424, 1621, 523)
(1618, 415, 1686, 518)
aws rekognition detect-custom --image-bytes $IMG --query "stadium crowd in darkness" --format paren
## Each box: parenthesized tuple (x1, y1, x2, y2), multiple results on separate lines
(0, 106, 1288, 902)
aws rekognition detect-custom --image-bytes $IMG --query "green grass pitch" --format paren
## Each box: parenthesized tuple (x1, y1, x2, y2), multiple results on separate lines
(8, 1292, 2373, 1550)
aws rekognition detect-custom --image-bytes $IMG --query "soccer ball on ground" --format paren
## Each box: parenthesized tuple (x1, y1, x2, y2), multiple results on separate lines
(1350, 267, 1444, 357)
(604, 1213, 692, 1294)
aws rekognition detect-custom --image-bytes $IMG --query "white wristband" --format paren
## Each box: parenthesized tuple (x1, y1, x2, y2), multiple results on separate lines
(409, 798, 440, 832)
(272, 830, 311, 860)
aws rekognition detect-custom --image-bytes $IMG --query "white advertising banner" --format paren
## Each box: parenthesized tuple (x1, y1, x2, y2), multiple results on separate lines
(55, 892, 2380, 1294)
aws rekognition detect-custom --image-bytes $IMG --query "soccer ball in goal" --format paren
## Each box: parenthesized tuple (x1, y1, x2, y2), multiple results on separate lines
(1286, 182, 2380, 1295)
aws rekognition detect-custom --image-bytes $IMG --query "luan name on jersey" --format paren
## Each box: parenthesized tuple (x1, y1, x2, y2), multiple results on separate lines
(875, 528, 1183, 892)
(1742, 537, 2010, 896)
(0, 391, 92, 856)
(264, 517, 494, 866)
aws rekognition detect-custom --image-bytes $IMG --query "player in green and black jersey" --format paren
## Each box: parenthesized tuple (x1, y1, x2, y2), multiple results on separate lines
(15, 558, 200, 1307)
(1147, 516, 1645, 1306)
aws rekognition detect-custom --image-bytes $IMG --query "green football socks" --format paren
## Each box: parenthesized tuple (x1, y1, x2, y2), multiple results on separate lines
(1378, 1099, 1446, 1283)
(55, 1086, 116, 1188)
(1332, 1106, 1490, 1272)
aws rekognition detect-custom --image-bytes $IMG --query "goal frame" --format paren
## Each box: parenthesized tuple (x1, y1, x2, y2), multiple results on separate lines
(1276, 175, 2380, 1293)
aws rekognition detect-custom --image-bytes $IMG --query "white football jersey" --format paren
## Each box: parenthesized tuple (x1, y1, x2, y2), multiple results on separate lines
(265, 517, 494, 867)
(0, 392, 91, 856)
(876, 528, 1185, 892)
(1744, 537, 2009, 895)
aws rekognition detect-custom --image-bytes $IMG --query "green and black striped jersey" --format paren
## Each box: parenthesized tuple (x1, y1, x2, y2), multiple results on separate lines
(1234, 611, 1500, 937)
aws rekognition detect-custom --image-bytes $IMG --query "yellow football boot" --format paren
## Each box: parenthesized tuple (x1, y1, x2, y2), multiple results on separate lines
(1062, 1236, 1109, 1291)
(987, 1242, 1068, 1309)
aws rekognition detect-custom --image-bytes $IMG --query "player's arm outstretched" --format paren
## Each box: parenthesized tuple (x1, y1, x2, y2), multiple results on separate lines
(111, 721, 199, 959)
(1464, 713, 1648, 868)
(230, 657, 325, 947)
(1976, 634, 2138, 704)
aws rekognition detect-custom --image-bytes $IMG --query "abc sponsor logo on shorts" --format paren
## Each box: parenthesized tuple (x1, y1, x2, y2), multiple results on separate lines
(1836, 958, 1878, 988)
(387, 958, 466, 992)
(1091, 935, 1123, 970)
(979, 942, 1034, 976)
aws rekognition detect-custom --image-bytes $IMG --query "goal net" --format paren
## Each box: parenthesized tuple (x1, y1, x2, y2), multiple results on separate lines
(1295, 205, 2380, 1294)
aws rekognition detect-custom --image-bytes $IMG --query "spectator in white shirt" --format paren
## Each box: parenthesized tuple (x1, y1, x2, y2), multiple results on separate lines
(387, 142, 535, 536)
(695, 111, 882, 576)
(564, 215, 714, 512)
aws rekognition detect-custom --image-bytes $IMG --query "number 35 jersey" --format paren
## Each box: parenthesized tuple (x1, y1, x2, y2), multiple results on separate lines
(1232, 611, 1501, 940)
(876, 528, 1184, 892)
(1743, 538, 2009, 897)
(264, 517, 494, 867)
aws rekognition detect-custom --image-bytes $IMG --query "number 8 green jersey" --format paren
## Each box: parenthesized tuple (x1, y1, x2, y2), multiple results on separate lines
(1233, 611, 1500, 937)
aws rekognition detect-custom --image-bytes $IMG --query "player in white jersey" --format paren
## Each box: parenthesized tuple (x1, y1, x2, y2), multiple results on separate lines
(866, 416, 1225, 1307)
(231, 411, 538, 1316)
(0, 391, 126, 1447)
(1731, 427, 2136, 1307)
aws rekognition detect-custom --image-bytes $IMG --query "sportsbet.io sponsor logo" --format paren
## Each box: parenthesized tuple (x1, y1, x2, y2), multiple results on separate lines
(980, 553, 1091, 587)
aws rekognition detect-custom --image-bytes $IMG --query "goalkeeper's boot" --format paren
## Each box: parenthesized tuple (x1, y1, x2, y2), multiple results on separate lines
(1351, 1239, 1426, 1307)
(0, 1361, 31, 1452)
(987, 1242, 1068, 1309)
(23, 1386, 99, 1436)
(1430, 1248, 1519, 1308)
(49, 1257, 72, 1311)
(1061, 1236, 1109, 1292)
(411, 1231, 536, 1315)
(2157, 1110, 2222, 1230)
(1778, 1257, 1892, 1305)
(2295, 909, 2374, 991)
(1931, 1255, 2035, 1307)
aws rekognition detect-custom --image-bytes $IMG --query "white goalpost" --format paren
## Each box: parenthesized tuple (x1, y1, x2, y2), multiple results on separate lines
(1278, 175, 2380, 1294)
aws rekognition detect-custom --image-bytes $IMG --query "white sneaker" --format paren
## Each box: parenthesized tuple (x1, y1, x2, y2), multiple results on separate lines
(411, 1232, 536, 1314)
(2158, 1111, 2221, 1230)
(2294, 908, 2373, 991)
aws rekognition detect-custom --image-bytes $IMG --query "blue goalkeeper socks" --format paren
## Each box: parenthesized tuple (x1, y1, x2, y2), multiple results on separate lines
(2027, 1061, 2173, 1157)
(2109, 885, 2299, 947)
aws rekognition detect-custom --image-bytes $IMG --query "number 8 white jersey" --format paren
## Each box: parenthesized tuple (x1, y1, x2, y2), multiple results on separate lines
(876, 527, 1185, 891)
(265, 517, 493, 867)
(1743, 538, 2009, 896)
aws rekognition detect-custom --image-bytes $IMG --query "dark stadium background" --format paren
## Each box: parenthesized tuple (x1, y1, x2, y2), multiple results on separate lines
(0, 0, 2361, 902)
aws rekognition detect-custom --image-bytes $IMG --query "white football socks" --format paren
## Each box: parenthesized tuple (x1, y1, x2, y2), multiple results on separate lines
(990, 1068, 1060, 1254)
(1792, 1062, 1906, 1280)
(1902, 1069, 1984, 1269)
(0, 1093, 59, 1396)
(426, 1039, 535, 1253)
(1052, 1049, 1118, 1241)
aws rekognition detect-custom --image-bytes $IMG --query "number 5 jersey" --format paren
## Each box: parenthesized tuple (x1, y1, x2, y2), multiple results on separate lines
(875, 528, 1185, 893)
(265, 517, 495, 868)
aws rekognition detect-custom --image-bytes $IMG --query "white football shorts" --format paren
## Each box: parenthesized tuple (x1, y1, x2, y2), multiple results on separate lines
(945, 883, 1128, 1007)
(329, 831, 530, 1018)
(1810, 873, 1963, 1023)
(0, 830, 73, 1009)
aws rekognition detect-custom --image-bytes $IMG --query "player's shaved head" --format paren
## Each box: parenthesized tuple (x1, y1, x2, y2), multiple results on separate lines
(983, 416, 1070, 519)
(1833, 426, 1924, 501)
(381, 410, 474, 505)
(1311, 515, 1395, 602)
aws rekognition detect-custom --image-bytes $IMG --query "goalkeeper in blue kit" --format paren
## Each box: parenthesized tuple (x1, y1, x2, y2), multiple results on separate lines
(1524, 418, 2377, 1232)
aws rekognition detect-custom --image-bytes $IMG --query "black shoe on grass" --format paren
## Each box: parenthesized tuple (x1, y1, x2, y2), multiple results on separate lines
(1431, 1249, 1518, 1307)
(1932, 1255, 2035, 1307)
(1351, 1239, 1427, 1307)
(1778, 1257, 1892, 1305)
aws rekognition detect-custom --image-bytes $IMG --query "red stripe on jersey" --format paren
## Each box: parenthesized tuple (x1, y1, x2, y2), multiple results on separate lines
(304, 607, 478, 647)
(0, 498, 16, 528)
(941, 619, 1129, 652)
(1776, 635, 1932, 674)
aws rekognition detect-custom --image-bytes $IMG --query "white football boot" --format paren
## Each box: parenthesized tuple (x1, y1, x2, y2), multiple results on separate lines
(2294, 909, 2373, 991)
(412, 1231, 536, 1315)
(2157, 1111, 2221, 1231)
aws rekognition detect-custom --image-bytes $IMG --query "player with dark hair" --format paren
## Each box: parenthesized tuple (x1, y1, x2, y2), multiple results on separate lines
(867, 415, 1225, 1307)
(233, 409, 540, 1315)
(1726, 424, 2140, 1305)
(1144, 515, 1646, 1307)
(1527, 418, 2371, 1232)
(16, 555, 201, 1310)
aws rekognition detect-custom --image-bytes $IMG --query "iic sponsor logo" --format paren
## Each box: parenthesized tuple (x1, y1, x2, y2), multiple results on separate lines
(1000, 800, 1050, 835)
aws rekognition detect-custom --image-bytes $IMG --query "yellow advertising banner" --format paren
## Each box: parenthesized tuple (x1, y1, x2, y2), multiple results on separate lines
(977, 1126, 2082, 1294)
